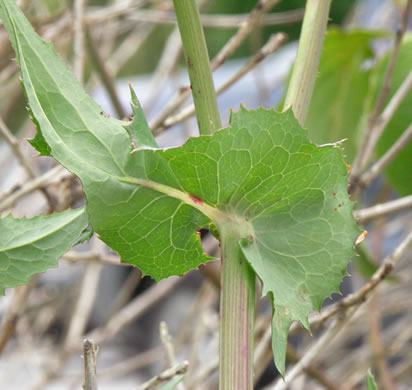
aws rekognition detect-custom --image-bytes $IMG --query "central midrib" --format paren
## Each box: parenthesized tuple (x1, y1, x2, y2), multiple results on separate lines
(118, 176, 227, 222)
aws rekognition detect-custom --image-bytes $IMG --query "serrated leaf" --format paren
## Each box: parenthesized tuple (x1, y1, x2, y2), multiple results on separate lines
(0, 0, 213, 281)
(305, 29, 386, 162)
(0, 207, 88, 294)
(124, 84, 157, 149)
(374, 34, 412, 196)
(367, 369, 378, 390)
(0, 0, 359, 375)
(28, 130, 51, 156)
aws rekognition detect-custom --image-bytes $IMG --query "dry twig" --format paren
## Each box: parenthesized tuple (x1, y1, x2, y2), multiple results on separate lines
(82, 339, 98, 390)
(136, 361, 189, 390)
(354, 195, 412, 224)
(158, 32, 287, 132)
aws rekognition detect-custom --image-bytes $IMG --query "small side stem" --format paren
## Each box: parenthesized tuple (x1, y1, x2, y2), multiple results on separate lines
(219, 224, 256, 390)
(172, 0, 221, 135)
(283, 0, 331, 124)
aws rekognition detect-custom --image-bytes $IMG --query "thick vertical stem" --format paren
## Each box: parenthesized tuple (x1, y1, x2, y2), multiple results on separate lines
(283, 0, 331, 124)
(173, 2, 255, 388)
(218, 224, 256, 390)
(173, 0, 221, 135)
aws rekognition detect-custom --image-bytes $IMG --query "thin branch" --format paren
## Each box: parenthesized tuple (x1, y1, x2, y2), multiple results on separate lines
(144, 27, 182, 114)
(64, 262, 103, 350)
(82, 339, 98, 390)
(136, 361, 189, 390)
(125, 8, 303, 28)
(350, 0, 412, 192)
(99, 346, 164, 380)
(85, 0, 146, 25)
(286, 344, 342, 390)
(0, 115, 57, 210)
(254, 319, 273, 384)
(0, 282, 33, 354)
(0, 165, 68, 213)
(368, 0, 412, 126)
(186, 355, 218, 390)
(362, 70, 412, 170)
(158, 32, 287, 133)
(354, 195, 412, 224)
(73, 0, 87, 83)
(159, 321, 186, 390)
(211, 0, 281, 70)
(360, 123, 412, 189)
(62, 250, 124, 266)
(150, 0, 281, 132)
(0, 115, 37, 179)
(313, 232, 412, 328)
(160, 321, 178, 367)
(88, 277, 182, 345)
(104, 268, 142, 321)
(85, 27, 126, 119)
(367, 211, 396, 390)
(272, 307, 357, 390)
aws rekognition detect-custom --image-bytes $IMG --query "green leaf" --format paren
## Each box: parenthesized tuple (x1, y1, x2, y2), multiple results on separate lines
(0, 207, 88, 294)
(367, 369, 378, 390)
(304, 29, 386, 162)
(0, 0, 359, 375)
(158, 375, 185, 390)
(375, 34, 412, 196)
(0, 0, 213, 281)
(229, 109, 359, 375)
(124, 84, 158, 149)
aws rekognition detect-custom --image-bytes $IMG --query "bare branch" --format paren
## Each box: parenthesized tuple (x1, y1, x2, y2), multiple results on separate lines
(285, 344, 342, 390)
(85, 27, 126, 119)
(88, 277, 182, 345)
(313, 232, 412, 328)
(354, 195, 412, 224)
(136, 361, 189, 390)
(368, 0, 412, 125)
(0, 116, 37, 179)
(82, 339, 98, 390)
(212, 0, 281, 70)
(272, 307, 357, 390)
(157, 33, 287, 133)
(125, 8, 303, 28)
(360, 123, 412, 189)
(350, 0, 412, 194)
(0, 165, 69, 213)
(73, 0, 87, 83)
(64, 262, 103, 350)
(150, 0, 281, 131)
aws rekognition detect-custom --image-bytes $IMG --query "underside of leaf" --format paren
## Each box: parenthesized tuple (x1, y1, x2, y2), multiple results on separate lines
(0, 208, 88, 294)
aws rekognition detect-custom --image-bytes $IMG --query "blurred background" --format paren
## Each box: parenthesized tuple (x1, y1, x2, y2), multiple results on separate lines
(0, 0, 411, 389)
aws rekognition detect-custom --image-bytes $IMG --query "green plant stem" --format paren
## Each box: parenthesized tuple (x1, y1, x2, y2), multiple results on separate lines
(218, 222, 256, 390)
(172, 0, 221, 135)
(283, 0, 331, 124)
(173, 1, 255, 389)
